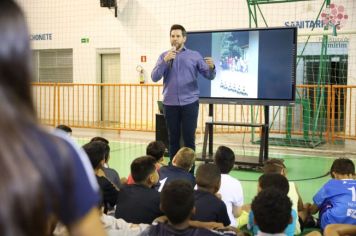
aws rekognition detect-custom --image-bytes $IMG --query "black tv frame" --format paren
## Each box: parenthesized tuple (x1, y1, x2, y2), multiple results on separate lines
(187, 27, 297, 106)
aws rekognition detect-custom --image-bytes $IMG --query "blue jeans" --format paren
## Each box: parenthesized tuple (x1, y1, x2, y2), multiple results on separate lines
(163, 100, 199, 166)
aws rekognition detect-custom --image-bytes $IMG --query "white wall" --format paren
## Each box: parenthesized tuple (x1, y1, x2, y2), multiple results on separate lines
(17, 0, 355, 85)
(17, 0, 356, 134)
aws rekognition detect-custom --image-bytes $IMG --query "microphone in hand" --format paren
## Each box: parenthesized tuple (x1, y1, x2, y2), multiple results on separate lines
(168, 46, 176, 68)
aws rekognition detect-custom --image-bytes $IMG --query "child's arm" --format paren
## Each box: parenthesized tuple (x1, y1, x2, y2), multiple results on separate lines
(294, 184, 304, 211)
(232, 205, 242, 218)
(188, 221, 224, 230)
(308, 203, 319, 215)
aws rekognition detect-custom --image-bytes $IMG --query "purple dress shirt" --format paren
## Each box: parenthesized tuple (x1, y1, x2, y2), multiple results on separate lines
(151, 46, 216, 106)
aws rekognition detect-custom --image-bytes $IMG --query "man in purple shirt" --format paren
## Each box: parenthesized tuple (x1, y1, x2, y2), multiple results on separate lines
(152, 24, 216, 170)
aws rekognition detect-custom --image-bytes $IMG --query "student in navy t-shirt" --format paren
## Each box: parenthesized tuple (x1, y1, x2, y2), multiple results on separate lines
(157, 147, 196, 192)
(83, 141, 119, 214)
(192, 164, 231, 226)
(115, 156, 163, 224)
(90, 136, 122, 188)
(309, 158, 356, 230)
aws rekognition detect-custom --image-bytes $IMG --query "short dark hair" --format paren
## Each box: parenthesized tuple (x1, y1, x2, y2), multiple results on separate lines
(196, 163, 221, 189)
(131, 156, 156, 183)
(258, 173, 289, 195)
(161, 180, 194, 224)
(170, 24, 187, 37)
(82, 141, 106, 169)
(263, 158, 286, 174)
(252, 188, 292, 234)
(90, 136, 109, 144)
(56, 124, 72, 134)
(330, 158, 355, 178)
(146, 141, 165, 162)
(90, 137, 110, 162)
(214, 146, 235, 174)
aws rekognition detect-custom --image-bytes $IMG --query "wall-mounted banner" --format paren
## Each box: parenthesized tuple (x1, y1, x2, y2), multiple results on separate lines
(285, 3, 348, 30)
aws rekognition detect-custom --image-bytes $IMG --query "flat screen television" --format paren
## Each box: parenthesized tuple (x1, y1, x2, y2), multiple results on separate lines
(186, 27, 297, 106)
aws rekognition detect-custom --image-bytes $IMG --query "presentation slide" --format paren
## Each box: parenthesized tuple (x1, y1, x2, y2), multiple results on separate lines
(186, 27, 296, 105)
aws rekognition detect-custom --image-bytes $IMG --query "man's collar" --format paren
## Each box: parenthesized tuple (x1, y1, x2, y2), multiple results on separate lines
(177, 46, 186, 52)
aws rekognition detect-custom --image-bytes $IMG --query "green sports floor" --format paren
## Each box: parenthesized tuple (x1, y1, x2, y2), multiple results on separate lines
(76, 136, 338, 205)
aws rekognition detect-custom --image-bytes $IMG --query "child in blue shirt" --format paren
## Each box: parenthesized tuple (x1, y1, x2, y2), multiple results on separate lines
(309, 158, 356, 230)
(248, 173, 297, 236)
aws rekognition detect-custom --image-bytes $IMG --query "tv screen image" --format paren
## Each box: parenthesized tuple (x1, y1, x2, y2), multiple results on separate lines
(186, 27, 297, 106)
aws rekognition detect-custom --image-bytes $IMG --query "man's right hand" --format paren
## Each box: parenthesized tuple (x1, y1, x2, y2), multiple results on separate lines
(164, 48, 177, 63)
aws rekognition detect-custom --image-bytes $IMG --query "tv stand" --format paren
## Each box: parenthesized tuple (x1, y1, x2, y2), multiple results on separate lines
(198, 104, 270, 171)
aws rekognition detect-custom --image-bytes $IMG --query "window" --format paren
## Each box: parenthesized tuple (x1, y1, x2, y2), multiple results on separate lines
(32, 49, 73, 83)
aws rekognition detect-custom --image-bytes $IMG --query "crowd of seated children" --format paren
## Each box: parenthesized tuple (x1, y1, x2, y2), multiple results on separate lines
(248, 173, 297, 236)
(82, 141, 119, 214)
(214, 145, 244, 227)
(57, 132, 356, 236)
(156, 147, 196, 192)
(308, 158, 356, 231)
(192, 163, 231, 226)
(263, 158, 304, 234)
(90, 136, 122, 188)
(115, 156, 163, 224)
(127, 141, 166, 184)
(140, 180, 238, 236)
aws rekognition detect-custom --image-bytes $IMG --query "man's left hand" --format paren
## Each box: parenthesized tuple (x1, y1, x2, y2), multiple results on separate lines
(204, 57, 215, 70)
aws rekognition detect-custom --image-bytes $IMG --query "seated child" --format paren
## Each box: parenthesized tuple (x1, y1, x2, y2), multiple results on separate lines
(115, 156, 163, 224)
(82, 141, 119, 214)
(192, 163, 231, 226)
(90, 136, 121, 188)
(263, 158, 303, 234)
(309, 158, 356, 231)
(252, 188, 293, 235)
(140, 179, 237, 236)
(248, 173, 297, 236)
(156, 147, 196, 192)
(214, 146, 244, 227)
(127, 141, 166, 184)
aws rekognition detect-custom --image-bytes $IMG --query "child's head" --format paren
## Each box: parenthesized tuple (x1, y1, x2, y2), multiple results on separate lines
(172, 147, 196, 171)
(56, 124, 72, 135)
(252, 188, 292, 234)
(196, 163, 221, 193)
(131, 155, 159, 186)
(146, 141, 166, 163)
(82, 141, 106, 170)
(330, 158, 355, 179)
(90, 137, 110, 163)
(263, 158, 286, 176)
(258, 173, 289, 195)
(214, 145, 235, 174)
(160, 180, 194, 225)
